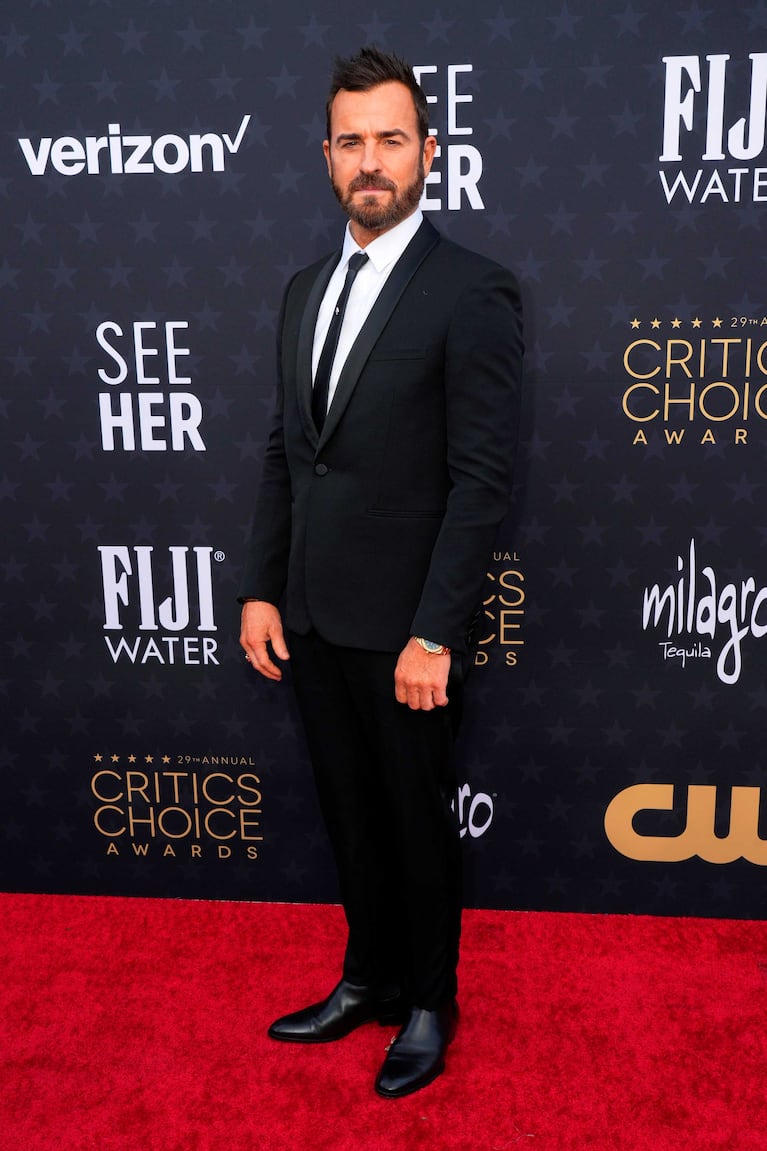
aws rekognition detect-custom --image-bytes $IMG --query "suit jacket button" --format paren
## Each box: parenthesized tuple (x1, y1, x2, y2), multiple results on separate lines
(314, 463, 329, 476)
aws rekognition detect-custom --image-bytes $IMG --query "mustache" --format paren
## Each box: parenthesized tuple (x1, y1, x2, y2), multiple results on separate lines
(347, 173, 396, 193)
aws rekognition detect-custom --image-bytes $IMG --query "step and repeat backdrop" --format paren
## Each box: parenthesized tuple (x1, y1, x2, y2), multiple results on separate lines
(3, 1, 766, 917)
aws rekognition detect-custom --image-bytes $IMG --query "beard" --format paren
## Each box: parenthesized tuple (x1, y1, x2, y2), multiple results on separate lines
(331, 162, 425, 233)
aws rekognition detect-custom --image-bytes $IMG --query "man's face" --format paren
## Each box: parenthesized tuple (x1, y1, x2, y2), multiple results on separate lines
(323, 81, 437, 245)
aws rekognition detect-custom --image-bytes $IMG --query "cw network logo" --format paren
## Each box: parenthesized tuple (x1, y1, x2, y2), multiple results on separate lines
(18, 115, 251, 176)
(605, 783, 767, 865)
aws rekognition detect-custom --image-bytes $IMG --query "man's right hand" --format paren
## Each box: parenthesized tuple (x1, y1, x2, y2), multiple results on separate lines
(240, 600, 290, 681)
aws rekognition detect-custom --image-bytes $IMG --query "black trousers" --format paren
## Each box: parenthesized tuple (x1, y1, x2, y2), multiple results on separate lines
(288, 630, 466, 1010)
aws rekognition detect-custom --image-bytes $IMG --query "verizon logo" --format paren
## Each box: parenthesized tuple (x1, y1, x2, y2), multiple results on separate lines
(18, 115, 251, 176)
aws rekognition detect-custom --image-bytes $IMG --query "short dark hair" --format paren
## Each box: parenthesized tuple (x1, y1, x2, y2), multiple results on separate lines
(325, 46, 430, 144)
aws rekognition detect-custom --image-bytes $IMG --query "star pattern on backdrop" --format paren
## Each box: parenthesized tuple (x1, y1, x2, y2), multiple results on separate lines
(2, 1, 765, 917)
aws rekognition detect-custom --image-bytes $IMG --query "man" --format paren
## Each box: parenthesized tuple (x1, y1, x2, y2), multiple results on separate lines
(240, 47, 523, 1098)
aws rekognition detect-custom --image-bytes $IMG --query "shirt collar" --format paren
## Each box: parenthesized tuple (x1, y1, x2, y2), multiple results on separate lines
(340, 209, 424, 274)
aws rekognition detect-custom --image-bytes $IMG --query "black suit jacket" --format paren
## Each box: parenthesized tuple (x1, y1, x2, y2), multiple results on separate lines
(240, 218, 524, 654)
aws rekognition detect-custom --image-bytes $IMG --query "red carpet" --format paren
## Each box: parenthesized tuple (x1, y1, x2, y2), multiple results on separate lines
(0, 894, 765, 1150)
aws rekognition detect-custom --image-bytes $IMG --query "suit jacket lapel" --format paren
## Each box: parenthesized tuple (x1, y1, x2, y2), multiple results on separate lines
(296, 251, 340, 447)
(317, 219, 440, 450)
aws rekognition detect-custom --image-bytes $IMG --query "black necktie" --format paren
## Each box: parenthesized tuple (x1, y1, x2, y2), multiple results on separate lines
(312, 251, 369, 433)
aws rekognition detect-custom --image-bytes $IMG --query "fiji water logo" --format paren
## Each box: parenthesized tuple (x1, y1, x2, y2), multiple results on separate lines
(98, 544, 222, 666)
(659, 53, 767, 203)
(641, 539, 767, 684)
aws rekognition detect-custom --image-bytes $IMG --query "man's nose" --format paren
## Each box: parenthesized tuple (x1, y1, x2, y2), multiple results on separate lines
(358, 143, 381, 171)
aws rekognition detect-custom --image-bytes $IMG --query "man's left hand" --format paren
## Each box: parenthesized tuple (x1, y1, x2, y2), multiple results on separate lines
(394, 637, 450, 711)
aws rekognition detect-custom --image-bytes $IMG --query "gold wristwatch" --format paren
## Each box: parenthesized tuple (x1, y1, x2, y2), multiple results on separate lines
(413, 636, 451, 656)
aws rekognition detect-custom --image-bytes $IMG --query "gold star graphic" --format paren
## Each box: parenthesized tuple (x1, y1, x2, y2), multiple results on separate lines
(145, 754, 154, 764)
(94, 753, 103, 762)
(692, 317, 702, 328)
(671, 318, 682, 329)
(111, 754, 119, 763)
(162, 755, 171, 764)
(712, 317, 723, 328)
(630, 317, 641, 329)
(651, 318, 661, 329)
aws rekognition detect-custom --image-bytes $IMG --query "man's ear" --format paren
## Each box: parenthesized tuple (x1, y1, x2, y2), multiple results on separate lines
(422, 135, 437, 177)
(323, 139, 332, 178)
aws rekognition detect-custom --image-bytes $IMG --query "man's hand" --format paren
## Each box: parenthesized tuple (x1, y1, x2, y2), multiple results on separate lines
(394, 637, 450, 711)
(240, 600, 289, 681)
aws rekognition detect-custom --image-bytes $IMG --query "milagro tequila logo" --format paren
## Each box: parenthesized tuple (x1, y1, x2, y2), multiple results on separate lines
(641, 539, 767, 684)
(452, 783, 494, 839)
(659, 53, 767, 204)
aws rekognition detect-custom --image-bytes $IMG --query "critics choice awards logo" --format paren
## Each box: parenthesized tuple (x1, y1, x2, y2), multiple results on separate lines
(621, 317, 767, 447)
(91, 754, 263, 861)
(475, 550, 525, 668)
(659, 53, 767, 204)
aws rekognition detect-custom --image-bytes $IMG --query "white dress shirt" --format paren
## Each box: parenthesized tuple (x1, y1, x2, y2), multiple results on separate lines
(311, 209, 424, 412)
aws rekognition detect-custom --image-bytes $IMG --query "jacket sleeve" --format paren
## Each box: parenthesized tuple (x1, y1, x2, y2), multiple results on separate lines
(409, 264, 524, 651)
(237, 286, 293, 605)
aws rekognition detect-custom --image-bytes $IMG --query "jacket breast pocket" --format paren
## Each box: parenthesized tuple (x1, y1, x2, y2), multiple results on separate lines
(363, 342, 447, 513)
(366, 347, 426, 363)
(366, 508, 444, 519)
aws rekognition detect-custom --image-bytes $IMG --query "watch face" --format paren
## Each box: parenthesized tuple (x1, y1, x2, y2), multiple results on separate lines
(416, 637, 444, 653)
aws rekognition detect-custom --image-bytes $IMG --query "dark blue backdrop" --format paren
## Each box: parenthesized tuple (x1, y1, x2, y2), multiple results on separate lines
(3, 1, 767, 917)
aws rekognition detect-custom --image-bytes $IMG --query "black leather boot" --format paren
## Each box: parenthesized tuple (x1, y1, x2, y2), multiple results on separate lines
(375, 1001, 458, 1097)
(268, 980, 408, 1043)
